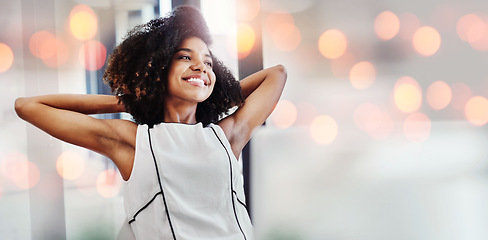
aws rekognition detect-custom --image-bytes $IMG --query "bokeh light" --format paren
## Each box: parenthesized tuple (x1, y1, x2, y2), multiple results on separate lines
(394, 76, 423, 113)
(349, 61, 376, 89)
(318, 29, 347, 59)
(69, 4, 98, 40)
(310, 115, 338, 145)
(79, 40, 107, 71)
(426, 81, 452, 110)
(464, 96, 488, 126)
(403, 112, 431, 142)
(29, 31, 56, 59)
(399, 12, 420, 40)
(456, 14, 485, 43)
(236, 23, 256, 59)
(353, 103, 393, 140)
(450, 82, 473, 111)
(237, 0, 260, 21)
(271, 23, 301, 51)
(270, 99, 297, 128)
(0, 43, 14, 72)
(41, 38, 69, 68)
(331, 52, 356, 79)
(469, 19, 488, 51)
(96, 169, 121, 198)
(1, 152, 40, 190)
(56, 151, 85, 180)
(412, 26, 441, 56)
(374, 11, 400, 41)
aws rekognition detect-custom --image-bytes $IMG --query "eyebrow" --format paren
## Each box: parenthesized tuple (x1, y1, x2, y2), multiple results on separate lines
(175, 48, 212, 59)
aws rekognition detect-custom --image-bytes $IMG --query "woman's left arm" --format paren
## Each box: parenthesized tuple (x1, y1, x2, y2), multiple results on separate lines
(219, 64, 287, 157)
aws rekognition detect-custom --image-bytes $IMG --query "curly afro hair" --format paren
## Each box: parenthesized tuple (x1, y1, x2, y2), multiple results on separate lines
(103, 5, 243, 127)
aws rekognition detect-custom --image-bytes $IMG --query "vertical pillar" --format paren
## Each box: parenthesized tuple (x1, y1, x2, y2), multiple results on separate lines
(236, 0, 264, 220)
(20, 0, 66, 239)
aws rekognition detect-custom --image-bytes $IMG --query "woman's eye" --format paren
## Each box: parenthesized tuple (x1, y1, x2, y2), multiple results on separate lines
(205, 61, 213, 67)
(178, 55, 190, 60)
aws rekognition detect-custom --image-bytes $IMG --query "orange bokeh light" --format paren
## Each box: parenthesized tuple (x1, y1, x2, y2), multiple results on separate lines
(1, 152, 40, 190)
(79, 40, 107, 71)
(56, 151, 85, 180)
(318, 29, 347, 59)
(69, 4, 98, 40)
(236, 23, 256, 59)
(465, 96, 488, 126)
(456, 14, 485, 43)
(310, 115, 338, 145)
(403, 112, 431, 143)
(272, 23, 301, 52)
(426, 81, 452, 110)
(412, 26, 441, 56)
(374, 11, 400, 41)
(450, 82, 473, 111)
(271, 99, 297, 129)
(0, 43, 14, 72)
(394, 76, 423, 113)
(29, 31, 56, 59)
(349, 61, 376, 89)
(96, 169, 121, 198)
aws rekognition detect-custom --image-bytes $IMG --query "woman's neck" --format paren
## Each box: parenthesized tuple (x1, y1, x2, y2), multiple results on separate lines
(163, 100, 198, 124)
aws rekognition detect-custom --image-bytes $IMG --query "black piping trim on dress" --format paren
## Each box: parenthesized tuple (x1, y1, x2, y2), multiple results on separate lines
(210, 126, 248, 240)
(148, 127, 177, 240)
(128, 191, 162, 224)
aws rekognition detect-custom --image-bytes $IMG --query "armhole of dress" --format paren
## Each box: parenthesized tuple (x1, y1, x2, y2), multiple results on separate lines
(209, 126, 248, 240)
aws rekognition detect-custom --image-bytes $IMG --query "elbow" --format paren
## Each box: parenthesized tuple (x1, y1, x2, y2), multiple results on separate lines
(14, 97, 31, 120)
(274, 64, 287, 83)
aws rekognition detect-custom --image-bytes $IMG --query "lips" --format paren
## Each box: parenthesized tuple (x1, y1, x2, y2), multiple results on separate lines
(182, 75, 209, 87)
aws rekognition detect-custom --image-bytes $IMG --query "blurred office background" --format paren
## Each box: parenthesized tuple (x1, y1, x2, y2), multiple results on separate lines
(1, 0, 488, 239)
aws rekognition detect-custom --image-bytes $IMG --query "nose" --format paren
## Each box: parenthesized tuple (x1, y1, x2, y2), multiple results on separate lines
(190, 59, 206, 73)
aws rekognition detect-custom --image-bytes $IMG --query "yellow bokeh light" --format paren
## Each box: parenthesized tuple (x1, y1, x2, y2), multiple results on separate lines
(374, 11, 400, 41)
(318, 29, 347, 59)
(426, 81, 452, 110)
(403, 112, 431, 143)
(394, 76, 422, 113)
(0, 43, 14, 72)
(456, 14, 485, 43)
(56, 151, 85, 180)
(412, 26, 441, 56)
(450, 82, 472, 111)
(96, 169, 121, 198)
(465, 96, 488, 126)
(271, 99, 297, 129)
(310, 115, 338, 145)
(349, 61, 376, 89)
(236, 23, 255, 59)
(69, 4, 98, 40)
(272, 23, 301, 52)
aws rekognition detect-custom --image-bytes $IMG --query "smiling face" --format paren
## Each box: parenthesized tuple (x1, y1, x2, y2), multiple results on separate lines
(165, 37, 216, 105)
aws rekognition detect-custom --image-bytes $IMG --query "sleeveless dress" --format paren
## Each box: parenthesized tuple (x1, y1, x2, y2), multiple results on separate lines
(122, 122, 253, 240)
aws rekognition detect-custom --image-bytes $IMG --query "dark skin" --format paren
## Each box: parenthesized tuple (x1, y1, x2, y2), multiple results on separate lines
(15, 37, 287, 181)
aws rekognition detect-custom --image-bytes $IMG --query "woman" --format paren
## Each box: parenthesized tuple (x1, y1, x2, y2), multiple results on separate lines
(15, 5, 286, 240)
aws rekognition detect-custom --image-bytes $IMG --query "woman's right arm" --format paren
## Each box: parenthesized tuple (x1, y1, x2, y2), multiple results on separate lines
(14, 94, 136, 178)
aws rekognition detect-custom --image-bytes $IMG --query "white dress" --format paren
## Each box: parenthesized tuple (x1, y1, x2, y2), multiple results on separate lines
(121, 122, 253, 240)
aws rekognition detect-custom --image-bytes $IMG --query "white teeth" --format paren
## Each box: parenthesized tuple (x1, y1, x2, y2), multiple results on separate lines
(186, 78, 205, 85)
